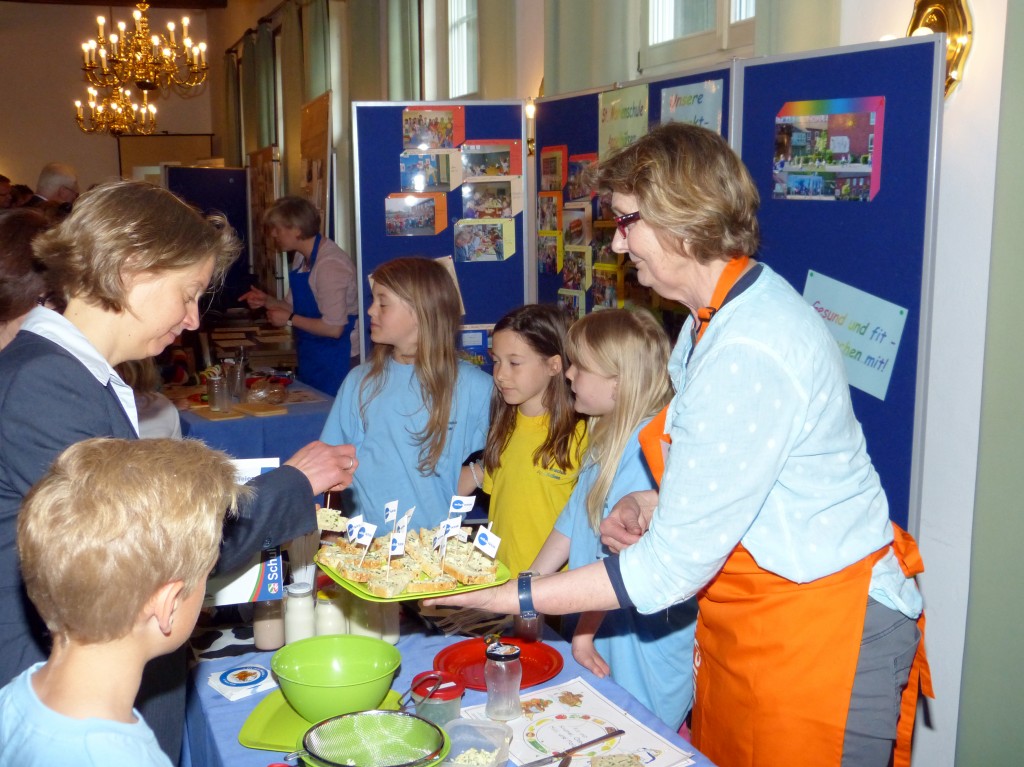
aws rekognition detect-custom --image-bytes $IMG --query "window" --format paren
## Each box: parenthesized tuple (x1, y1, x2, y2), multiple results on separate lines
(448, 0, 478, 98)
(641, 0, 755, 73)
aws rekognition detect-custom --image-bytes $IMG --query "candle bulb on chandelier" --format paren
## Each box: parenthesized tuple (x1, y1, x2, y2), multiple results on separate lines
(82, 43, 90, 67)
(74, 101, 83, 120)
(133, 10, 142, 32)
(198, 42, 207, 68)
(110, 34, 118, 58)
(167, 22, 176, 46)
(182, 17, 190, 39)
(97, 16, 104, 42)
(88, 40, 97, 66)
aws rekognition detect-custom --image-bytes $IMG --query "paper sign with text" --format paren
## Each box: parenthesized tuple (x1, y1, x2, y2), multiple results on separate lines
(803, 270, 907, 400)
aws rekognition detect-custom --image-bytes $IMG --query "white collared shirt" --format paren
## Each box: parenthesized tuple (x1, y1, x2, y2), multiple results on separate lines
(20, 306, 139, 434)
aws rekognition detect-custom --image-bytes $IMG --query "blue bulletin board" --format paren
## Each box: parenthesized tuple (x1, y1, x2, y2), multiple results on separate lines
(352, 101, 529, 360)
(534, 66, 732, 322)
(165, 165, 251, 311)
(736, 37, 944, 529)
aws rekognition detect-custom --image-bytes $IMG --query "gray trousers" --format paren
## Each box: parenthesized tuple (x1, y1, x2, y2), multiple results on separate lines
(841, 598, 920, 767)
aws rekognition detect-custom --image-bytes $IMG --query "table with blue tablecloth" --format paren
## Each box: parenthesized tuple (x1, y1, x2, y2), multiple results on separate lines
(182, 618, 717, 767)
(178, 381, 334, 460)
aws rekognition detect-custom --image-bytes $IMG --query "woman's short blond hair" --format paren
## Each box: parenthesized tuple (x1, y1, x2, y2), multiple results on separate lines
(264, 196, 321, 240)
(32, 180, 241, 312)
(18, 438, 247, 644)
(597, 123, 760, 264)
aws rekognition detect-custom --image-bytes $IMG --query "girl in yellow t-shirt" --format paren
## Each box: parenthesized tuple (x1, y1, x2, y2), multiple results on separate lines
(473, 304, 586, 575)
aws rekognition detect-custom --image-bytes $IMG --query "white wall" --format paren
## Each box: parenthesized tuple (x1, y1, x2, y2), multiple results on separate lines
(839, 2, 1007, 764)
(0, 2, 212, 190)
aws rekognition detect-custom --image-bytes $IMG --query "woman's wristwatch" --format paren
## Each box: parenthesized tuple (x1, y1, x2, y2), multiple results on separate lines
(286, 312, 295, 327)
(518, 571, 537, 619)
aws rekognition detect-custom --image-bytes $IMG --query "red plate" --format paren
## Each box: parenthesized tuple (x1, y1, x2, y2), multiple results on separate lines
(433, 637, 563, 691)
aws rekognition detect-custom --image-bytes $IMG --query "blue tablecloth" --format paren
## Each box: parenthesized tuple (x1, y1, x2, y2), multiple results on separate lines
(182, 621, 716, 767)
(179, 381, 334, 460)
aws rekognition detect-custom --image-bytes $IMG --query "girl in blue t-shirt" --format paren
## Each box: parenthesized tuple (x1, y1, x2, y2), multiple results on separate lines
(531, 308, 697, 730)
(320, 257, 492, 529)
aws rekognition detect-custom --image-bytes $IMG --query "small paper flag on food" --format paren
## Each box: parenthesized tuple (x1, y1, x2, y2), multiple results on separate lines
(390, 510, 413, 556)
(448, 495, 476, 516)
(346, 514, 364, 542)
(473, 526, 500, 558)
(384, 500, 398, 525)
(352, 521, 377, 546)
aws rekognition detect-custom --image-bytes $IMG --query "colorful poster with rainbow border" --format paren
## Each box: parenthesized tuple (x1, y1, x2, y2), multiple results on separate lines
(772, 97, 884, 202)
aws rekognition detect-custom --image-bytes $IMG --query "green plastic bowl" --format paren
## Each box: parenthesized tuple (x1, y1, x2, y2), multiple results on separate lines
(271, 635, 402, 723)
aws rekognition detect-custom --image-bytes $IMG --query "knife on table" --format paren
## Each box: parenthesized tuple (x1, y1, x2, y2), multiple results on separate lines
(519, 729, 626, 767)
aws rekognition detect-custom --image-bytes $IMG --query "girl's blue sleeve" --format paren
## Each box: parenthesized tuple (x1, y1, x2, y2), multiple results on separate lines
(320, 367, 365, 447)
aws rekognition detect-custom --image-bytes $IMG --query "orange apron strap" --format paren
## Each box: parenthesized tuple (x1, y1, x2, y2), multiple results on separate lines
(889, 523, 934, 767)
(639, 405, 670, 485)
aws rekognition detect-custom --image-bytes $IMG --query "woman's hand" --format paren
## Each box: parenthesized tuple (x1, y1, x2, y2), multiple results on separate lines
(600, 490, 659, 553)
(285, 441, 358, 495)
(240, 286, 291, 316)
(239, 286, 269, 309)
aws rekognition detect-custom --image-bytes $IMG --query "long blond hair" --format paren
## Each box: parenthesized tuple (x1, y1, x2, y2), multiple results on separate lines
(566, 309, 672, 530)
(360, 257, 461, 475)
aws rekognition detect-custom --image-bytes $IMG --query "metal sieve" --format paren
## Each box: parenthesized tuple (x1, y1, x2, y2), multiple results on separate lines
(285, 709, 448, 767)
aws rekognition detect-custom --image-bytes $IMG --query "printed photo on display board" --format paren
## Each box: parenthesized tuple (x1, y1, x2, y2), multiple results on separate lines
(592, 264, 620, 309)
(384, 193, 447, 236)
(540, 145, 568, 191)
(593, 222, 618, 266)
(538, 234, 561, 275)
(772, 97, 885, 202)
(567, 153, 598, 201)
(562, 245, 591, 291)
(537, 191, 562, 233)
(463, 179, 522, 219)
(461, 140, 523, 177)
(596, 192, 614, 221)
(402, 106, 466, 150)
(660, 79, 725, 134)
(562, 203, 593, 247)
(400, 151, 461, 192)
(557, 288, 585, 322)
(454, 218, 515, 262)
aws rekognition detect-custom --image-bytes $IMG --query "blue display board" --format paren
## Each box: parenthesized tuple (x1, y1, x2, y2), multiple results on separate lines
(534, 67, 732, 317)
(166, 165, 251, 311)
(737, 37, 944, 528)
(352, 101, 528, 357)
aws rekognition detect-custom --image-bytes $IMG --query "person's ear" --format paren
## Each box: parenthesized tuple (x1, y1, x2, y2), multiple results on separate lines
(545, 354, 564, 377)
(149, 580, 186, 636)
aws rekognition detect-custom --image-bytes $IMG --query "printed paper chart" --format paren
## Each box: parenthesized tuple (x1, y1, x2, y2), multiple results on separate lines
(462, 677, 694, 767)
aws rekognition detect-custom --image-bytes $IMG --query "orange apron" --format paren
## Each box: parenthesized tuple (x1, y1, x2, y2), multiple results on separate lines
(637, 257, 932, 766)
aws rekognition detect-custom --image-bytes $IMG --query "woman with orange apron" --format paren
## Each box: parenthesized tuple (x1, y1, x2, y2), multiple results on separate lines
(429, 124, 931, 766)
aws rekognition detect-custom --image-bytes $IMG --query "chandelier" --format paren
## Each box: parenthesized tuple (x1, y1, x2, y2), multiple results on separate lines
(72, 2, 209, 136)
(75, 86, 156, 137)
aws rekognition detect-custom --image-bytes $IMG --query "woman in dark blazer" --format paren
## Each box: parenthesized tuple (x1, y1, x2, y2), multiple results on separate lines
(0, 181, 358, 762)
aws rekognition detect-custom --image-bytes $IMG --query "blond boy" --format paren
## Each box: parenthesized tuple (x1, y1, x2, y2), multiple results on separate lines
(0, 438, 246, 766)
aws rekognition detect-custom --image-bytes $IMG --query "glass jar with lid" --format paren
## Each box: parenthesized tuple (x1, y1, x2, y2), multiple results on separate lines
(283, 581, 316, 644)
